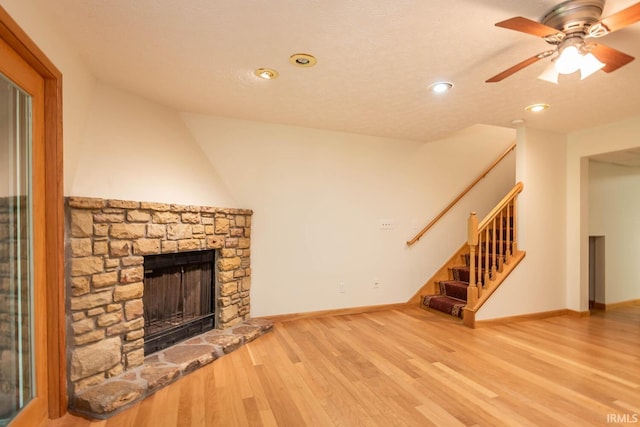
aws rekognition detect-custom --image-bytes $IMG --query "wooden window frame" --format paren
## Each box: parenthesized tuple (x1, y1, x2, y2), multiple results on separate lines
(0, 5, 66, 421)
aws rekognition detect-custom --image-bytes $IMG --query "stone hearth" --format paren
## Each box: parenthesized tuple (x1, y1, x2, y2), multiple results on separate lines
(71, 318, 272, 419)
(65, 197, 253, 402)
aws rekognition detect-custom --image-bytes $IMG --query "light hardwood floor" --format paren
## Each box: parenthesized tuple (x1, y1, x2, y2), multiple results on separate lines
(44, 305, 640, 426)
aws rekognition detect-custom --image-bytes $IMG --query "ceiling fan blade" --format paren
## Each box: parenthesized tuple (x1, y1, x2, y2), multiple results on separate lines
(495, 17, 562, 38)
(590, 43, 635, 72)
(598, 1, 640, 34)
(486, 51, 554, 83)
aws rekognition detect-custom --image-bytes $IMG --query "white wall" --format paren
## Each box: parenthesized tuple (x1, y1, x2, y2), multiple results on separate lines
(1, 0, 96, 193)
(1, 1, 235, 208)
(567, 116, 640, 311)
(4, 0, 519, 317)
(71, 83, 235, 207)
(182, 114, 516, 316)
(476, 127, 567, 320)
(588, 160, 640, 304)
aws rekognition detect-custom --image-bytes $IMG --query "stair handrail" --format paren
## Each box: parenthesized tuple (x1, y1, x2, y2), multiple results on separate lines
(406, 142, 516, 246)
(467, 181, 523, 307)
(477, 181, 523, 231)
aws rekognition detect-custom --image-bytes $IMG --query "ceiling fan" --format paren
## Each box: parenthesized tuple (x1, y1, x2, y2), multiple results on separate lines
(486, 0, 640, 83)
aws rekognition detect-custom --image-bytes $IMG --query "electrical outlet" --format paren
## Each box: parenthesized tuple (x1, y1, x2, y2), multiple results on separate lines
(338, 282, 346, 293)
(379, 219, 395, 230)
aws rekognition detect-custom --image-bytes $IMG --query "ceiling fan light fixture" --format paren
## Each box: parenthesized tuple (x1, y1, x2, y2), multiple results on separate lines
(555, 44, 582, 74)
(579, 52, 605, 79)
(538, 61, 560, 84)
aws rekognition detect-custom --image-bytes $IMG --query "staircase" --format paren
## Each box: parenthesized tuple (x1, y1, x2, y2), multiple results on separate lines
(421, 240, 507, 319)
(411, 182, 526, 326)
(422, 261, 470, 319)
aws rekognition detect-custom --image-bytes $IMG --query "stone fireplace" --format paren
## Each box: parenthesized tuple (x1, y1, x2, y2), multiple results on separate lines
(143, 249, 216, 354)
(65, 197, 253, 396)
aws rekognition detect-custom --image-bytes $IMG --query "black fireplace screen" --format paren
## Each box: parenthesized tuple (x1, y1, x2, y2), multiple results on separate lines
(143, 250, 215, 354)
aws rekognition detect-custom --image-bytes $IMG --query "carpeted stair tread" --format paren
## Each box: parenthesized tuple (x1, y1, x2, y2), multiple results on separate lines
(419, 210, 517, 320)
(438, 280, 468, 301)
(422, 295, 465, 318)
(451, 266, 470, 282)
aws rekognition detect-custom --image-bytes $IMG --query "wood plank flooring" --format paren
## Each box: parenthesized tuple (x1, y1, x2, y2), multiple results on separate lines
(43, 305, 640, 426)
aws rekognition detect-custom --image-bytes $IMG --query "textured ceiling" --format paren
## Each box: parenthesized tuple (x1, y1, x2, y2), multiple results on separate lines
(31, 0, 640, 143)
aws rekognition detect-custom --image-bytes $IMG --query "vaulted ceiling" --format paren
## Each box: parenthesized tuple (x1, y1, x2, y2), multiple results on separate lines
(33, 0, 640, 143)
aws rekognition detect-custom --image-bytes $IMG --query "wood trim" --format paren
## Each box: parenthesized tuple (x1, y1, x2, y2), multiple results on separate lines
(593, 299, 640, 311)
(0, 5, 66, 420)
(44, 72, 66, 420)
(471, 309, 576, 328)
(406, 142, 516, 246)
(0, 34, 48, 427)
(566, 309, 591, 318)
(0, 8, 61, 77)
(262, 303, 411, 323)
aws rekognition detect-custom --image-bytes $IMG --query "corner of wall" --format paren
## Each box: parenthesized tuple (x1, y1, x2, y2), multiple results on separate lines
(69, 83, 237, 208)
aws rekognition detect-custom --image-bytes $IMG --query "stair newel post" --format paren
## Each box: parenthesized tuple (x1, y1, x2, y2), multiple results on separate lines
(467, 212, 479, 306)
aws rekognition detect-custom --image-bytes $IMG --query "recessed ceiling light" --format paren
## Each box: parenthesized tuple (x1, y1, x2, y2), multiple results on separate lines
(255, 68, 279, 79)
(289, 53, 317, 67)
(525, 103, 550, 113)
(428, 81, 454, 94)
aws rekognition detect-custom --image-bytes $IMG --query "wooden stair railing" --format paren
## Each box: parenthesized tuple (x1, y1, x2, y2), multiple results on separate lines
(406, 143, 516, 246)
(410, 182, 525, 327)
(466, 182, 523, 308)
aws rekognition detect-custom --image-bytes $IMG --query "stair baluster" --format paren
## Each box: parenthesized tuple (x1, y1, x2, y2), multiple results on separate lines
(512, 198, 518, 255)
(418, 182, 525, 326)
(491, 217, 497, 280)
(498, 210, 504, 272)
(467, 212, 478, 306)
(484, 227, 490, 286)
(477, 226, 483, 294)
(505, 201, 512, 264)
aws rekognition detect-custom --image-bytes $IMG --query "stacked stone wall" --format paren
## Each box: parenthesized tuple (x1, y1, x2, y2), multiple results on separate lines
(65, 197, 252, 394)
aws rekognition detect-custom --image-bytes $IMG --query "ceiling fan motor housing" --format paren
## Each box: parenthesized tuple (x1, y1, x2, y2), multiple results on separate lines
(542, 0, 605, 35)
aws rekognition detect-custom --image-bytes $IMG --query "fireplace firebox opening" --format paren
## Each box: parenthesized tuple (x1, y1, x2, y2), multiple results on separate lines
(143, 250, 216, 354)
